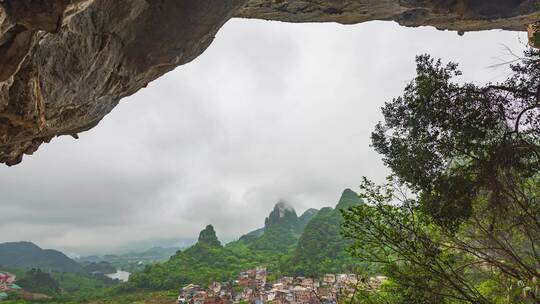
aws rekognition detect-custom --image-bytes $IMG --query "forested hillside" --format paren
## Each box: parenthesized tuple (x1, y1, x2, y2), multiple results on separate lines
(290, 189, 364, 277)
(128, 192, 361, 290)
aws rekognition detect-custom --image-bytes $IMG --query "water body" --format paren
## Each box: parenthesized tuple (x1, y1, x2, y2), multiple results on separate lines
(106, 270, 130, 282)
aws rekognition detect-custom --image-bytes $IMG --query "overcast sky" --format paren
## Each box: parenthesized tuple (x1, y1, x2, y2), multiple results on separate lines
(0, 19, 528, 255)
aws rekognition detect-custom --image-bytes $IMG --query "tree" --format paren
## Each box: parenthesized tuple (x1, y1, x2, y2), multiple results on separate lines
(371, 51, 539, 229)
(343, 50, 540, 303)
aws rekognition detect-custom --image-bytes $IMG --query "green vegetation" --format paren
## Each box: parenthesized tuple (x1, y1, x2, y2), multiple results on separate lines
(289, 189, 364, 277)
(343, 50, 540, 303)
(17, 269, 60, 296)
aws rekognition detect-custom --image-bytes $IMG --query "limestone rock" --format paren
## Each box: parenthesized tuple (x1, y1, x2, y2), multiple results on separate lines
(198, 225, 222, 247)
(238, 0, 540, 30)
(0, 0, 538, 165)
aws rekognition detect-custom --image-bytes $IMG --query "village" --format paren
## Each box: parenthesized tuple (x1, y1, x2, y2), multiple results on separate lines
(177, 267, 387, 304)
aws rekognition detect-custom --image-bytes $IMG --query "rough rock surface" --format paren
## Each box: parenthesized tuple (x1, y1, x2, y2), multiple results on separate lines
(0, 0, 538, 166)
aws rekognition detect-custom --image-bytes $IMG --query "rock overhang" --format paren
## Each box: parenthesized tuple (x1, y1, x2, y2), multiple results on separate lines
(0, 0, 538, 166)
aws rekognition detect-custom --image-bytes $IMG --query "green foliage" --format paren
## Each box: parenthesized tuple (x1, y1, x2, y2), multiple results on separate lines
(346, 51, 540, 303)
(342, 182, 486, 303)
(290, 189, 365, 277)
(355, 278, 445, 304)
(371, 52, 540, 230)
(17, 269, 61, 296)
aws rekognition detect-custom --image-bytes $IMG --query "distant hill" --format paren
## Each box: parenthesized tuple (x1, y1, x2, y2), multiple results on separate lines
(0, 242, 84, 273)
(291, 189, 363, 277)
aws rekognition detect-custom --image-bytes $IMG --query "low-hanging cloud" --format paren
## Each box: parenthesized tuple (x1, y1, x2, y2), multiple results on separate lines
(0, 19, 527, 255)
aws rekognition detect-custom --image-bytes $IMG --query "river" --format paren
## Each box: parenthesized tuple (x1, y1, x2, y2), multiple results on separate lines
(106, 270, 131, 282)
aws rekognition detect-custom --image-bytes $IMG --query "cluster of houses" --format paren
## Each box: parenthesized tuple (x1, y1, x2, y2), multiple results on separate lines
(0, 271, 20, 301)
(177, 267, 387, 304)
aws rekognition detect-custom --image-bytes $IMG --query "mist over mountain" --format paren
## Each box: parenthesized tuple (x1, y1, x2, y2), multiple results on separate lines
(264, 200, 299, 230)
